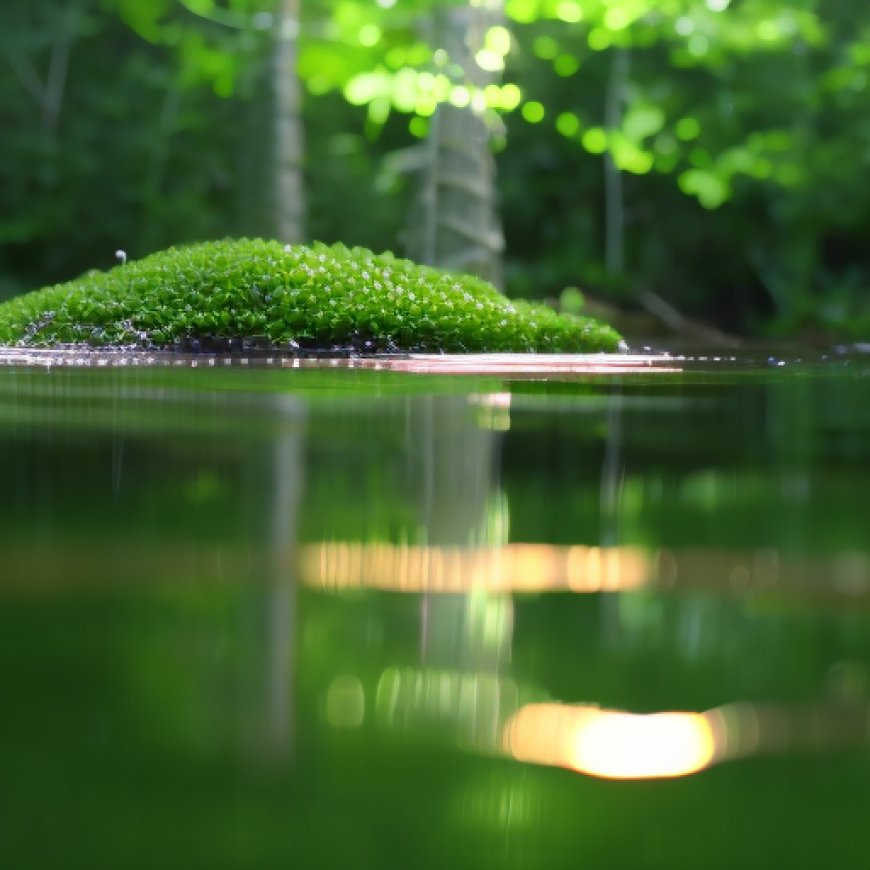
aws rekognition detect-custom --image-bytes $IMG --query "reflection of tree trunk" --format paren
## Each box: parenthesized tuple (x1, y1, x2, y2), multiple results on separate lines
(246, 399, 306, 764)
(408, 2, 504, 288)
(273, 0, 305, 243)
(415, 396, 496, 549)
(599, 391, 624, 646)
(412, 395, 513, 749)
(263, 424, 304, 758)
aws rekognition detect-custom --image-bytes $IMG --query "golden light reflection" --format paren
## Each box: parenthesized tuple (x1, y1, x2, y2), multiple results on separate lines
(363, 668, 870, 779)
(301, 542, 649, 593)
(501, 700, 870, 779)
(503, 703, 719, 780)
(300, 542, 870, 599)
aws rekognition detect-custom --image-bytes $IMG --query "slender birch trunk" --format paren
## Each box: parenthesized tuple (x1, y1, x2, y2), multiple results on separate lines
(603, 48, 629, 275)
(273, 0, 305, 243)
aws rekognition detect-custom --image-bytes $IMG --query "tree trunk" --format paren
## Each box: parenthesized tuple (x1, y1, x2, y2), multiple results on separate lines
(603, 48, 629, 275)
(407, 1, 504, 288)
(273, 0, 305, 243)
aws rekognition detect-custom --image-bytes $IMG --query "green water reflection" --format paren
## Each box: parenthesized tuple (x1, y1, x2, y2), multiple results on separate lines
(1, 359, 870, 869)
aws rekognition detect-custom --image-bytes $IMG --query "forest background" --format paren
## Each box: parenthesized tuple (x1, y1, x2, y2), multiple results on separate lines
(2, 0, 869, 342)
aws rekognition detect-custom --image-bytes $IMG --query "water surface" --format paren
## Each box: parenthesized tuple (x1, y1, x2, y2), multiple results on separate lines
(2, 349, 869, 869)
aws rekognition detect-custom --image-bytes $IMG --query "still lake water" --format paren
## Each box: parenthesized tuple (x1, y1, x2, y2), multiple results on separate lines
(2, 349, 870, 869)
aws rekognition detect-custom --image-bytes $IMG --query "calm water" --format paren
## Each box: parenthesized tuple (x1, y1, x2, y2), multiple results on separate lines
(1, 351, 870, 869)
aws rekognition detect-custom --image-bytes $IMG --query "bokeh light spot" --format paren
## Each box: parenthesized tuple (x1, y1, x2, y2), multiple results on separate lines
(533, 35, 559, 59)
(556, 111, 580, 138)
(358, 24, 382, 47)
(409, 116, 429, 138)
(500, 82, 522, 111)
(476, 48, 505, 72)
(448, 85, 471, 108)
(521, 100, 545, 123)
(588, 27, 611, 50)
(604, 7, 631, 30)
(554, 54, 580, 76)
(486, 25, 512, 56)
(675, 116, 701, 140)
(582, 127, 607, 154)
(556, 0, 583, 23)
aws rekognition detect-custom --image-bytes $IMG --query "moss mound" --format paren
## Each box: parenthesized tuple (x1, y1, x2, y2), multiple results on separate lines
(0, 238, 622, 353)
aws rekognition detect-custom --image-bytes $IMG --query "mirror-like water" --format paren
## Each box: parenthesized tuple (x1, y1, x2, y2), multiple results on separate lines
(2, 352, 869, 869)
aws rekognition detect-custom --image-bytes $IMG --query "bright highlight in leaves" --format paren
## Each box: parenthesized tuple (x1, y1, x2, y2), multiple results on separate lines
(533, 35, 559, 59)
(448, 85, 471, 108)
(358, 24, 381, 48)
(623, 103, 665, 142)
(485, 26, 512, 57)
(555, 111, 580, 138)
(521, 100, 546, 123)
(408, 116, 428, 138)
(610, 133, 655, 174)
(475, 49, 505, 73)
(556, 1, 582, 23)
(604, 7, 633, 31)
(343, 70, 390, 106)
(499, 83, 523, 111)
(582, 127, 608, 154)
(588, 27, 611, 51)
(553, 54, 580, 76)
(675, 116, 701, 141)
(679, 169, 729, 208)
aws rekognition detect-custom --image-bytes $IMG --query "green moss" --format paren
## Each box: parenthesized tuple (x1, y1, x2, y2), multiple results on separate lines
(0, 238, 623, 353)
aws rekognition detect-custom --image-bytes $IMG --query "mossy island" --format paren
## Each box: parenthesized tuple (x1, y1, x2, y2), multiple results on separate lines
(0, 238, 623, 354)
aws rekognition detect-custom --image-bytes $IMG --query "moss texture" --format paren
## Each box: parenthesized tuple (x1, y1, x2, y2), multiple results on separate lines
(0, 238, 622, 353)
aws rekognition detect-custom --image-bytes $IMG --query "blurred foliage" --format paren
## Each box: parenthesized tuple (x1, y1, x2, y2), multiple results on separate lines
(496, 0, 870, 335)
(0, 0, 275, 296)
(2, 0, 870, 337)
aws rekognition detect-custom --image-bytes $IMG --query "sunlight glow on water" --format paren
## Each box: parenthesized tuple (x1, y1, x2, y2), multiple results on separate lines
(300, 541, 870, 598)
(302, 542, 648, 593)
(503, 704, 717, 780)
(0, 347, 681, 374)
(502, 700, 870, 780)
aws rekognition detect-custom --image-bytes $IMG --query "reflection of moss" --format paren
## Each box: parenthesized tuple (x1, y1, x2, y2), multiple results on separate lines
(0, 239, 622, 353)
